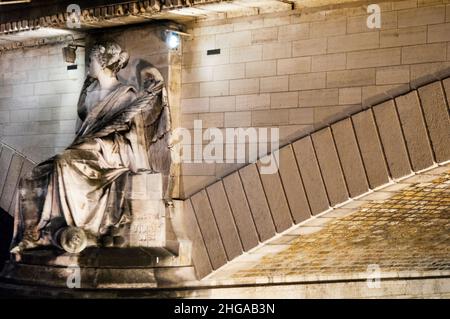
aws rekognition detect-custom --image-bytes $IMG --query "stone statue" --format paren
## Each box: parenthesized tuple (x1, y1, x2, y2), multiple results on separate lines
(10, 41, 174, 255)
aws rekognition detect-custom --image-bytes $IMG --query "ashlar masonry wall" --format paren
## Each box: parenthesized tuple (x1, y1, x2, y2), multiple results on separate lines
(0, 23, 182, 196)
(0, 43, 85, 162)
(1, 0, 450, 199)
(179, 0, 450, 198)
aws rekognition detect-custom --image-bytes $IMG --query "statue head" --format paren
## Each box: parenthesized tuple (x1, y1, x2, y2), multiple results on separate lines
(88, 41, 129, 79)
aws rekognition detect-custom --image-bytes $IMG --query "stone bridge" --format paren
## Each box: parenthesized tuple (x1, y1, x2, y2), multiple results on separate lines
(1, 75, 449, 297)
(179, 75, 450, 281)
(1, 0, 450, 298)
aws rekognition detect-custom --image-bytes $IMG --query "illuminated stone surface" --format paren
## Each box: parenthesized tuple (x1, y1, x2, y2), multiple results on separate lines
(231, 170, 450, 279)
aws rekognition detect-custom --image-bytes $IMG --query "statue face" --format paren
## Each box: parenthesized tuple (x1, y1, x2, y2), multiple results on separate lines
(88, 53, 103, 79)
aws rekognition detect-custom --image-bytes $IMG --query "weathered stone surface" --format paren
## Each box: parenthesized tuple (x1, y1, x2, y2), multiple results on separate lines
(126, 199, 166, 248)
(312, 53, 346, 72)
(3, 3, 450, 291)
(191, 190, 227, 270)
(443, 78, 450, 110)
(292, 137, 329, 214)
(1, 259, 197, 289)
(182, 200, 213, 278)
(428, 22, 450, 43)
(395, 91, 434, 171)
(339, 87, 361, 105)
(0, 154, 23, 211)
(292, 38, 327, 57)
(402, 43, 447, 64)
(206, 181, 243, 260)
(298, 89, 338, 107)
(346, 48, 401, 70)
(328, 32, 379, 53)
(2, 272, 450, 298)
(326, 68, 376, 88)
(376, 65, 410, 85)
(277, 145, 311, 223)
(126, 172, 163, 200)
(239, 164, 276, 241)
(277, 56, 311, 75)
(17, 246, 190, 268)
(351, 110, 390, 188)
(310, 17, 346, 38)
(8, 159, 35, 213)
(398, 6, 445, 28)
(331, 118, 369, 197)
(222, 172, 259, 251)
(0, 147, 13, 197)
(311, 128, 349, 206)
(257, 157, 293, 233)
(289, 72, 326, 90)
(230, 169, 450, 294)
(380, 26, 427, 48)
(372, 100, 412, 179)
(417, 82, 450, 163)
(3, 168, 450, 296)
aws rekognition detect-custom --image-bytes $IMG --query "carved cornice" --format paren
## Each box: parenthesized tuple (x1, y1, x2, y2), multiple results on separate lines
(0, 0, 226, 35)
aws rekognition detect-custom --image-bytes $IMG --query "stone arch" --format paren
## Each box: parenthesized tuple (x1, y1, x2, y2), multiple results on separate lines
(182, 76, 450, 279)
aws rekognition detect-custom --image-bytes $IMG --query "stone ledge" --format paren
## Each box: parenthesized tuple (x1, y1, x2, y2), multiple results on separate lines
(0, 261, 198, 289)
(1, 272, 449, 298)
(0, 1, 225, 34)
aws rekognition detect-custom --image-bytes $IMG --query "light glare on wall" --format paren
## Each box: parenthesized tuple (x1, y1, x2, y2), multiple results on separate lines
(164, 29, 191, 51)
(166, 31, 180, 50)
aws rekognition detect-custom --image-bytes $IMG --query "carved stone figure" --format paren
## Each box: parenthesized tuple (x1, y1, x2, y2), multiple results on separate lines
(10, 41, 173, 255)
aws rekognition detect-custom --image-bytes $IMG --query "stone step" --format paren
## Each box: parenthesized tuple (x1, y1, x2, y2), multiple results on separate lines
(0, 261, 197, 289)
(15, 244, 191, 268)
(0, 274, 448, 298)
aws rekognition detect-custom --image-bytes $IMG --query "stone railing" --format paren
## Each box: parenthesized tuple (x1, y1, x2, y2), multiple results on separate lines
(0, 141, 35, 215)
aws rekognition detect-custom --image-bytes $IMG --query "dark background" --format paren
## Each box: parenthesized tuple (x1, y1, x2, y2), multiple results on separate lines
(0, 208, 13, 270)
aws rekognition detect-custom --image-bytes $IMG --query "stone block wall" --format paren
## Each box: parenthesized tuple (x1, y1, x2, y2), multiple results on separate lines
(179, 0, 450, 197)
(0, 23, 182, 197)
(1, 0, 449, 199)
(183, 76, 450, 279)
(0, 43, 85, 162)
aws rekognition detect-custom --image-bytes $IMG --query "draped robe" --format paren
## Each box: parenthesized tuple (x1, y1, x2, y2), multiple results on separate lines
(11, 80, 168, 249)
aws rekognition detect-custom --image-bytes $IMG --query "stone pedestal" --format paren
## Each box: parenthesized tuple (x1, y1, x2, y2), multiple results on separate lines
(122, 172, 179, 256)
(0, 200, 196, 289)
(0, 169, 196, 290)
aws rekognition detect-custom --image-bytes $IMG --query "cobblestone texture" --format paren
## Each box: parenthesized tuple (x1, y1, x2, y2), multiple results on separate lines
(233, 171, 450, 278)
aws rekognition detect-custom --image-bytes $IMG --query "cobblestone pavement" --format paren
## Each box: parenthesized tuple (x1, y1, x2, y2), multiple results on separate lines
(232, 170, 450, 278)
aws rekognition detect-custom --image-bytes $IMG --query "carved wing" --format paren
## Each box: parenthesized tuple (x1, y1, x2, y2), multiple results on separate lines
(138, 64, 174, 200)
(82, 82, 164, 138)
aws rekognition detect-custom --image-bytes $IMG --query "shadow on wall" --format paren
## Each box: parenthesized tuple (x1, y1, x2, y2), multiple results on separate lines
(0, 209, 13, 271)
